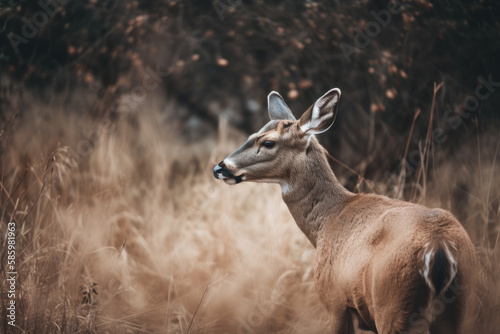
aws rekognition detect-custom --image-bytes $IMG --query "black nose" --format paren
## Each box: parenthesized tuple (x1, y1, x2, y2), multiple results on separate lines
(213, 161, 234, 179)
(213, 165, 224, 179)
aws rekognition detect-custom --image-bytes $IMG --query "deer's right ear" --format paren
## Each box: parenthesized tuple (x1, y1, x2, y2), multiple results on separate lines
(299, 88, 340, 136)
(268, 91, 296, 121)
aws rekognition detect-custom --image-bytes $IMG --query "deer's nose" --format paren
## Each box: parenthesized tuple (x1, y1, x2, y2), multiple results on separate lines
(213, 161, 234, 179)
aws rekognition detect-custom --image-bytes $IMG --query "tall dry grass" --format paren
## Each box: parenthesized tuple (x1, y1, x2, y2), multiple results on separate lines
(1, 90, 499, 333)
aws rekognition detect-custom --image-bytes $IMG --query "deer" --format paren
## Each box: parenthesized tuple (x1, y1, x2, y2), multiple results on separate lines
(213, 88, 477, 334)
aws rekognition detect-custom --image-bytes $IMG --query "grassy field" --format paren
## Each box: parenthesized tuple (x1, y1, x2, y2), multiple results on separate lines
(1, 90, 499, 333)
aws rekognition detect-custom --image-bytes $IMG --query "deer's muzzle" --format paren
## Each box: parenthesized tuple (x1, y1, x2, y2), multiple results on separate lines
(213, 161, 243, 183)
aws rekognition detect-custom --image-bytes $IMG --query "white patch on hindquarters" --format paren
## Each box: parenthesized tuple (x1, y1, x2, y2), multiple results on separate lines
(441, 242, 458, 293)
(421, 245, 435, 293)
(420, 241, 458, 295)
(418, 241, 459, 329)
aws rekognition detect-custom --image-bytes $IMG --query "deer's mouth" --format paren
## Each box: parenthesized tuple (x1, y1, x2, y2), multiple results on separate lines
(213, 164, 245, 184)
(222, 174, 245, 184)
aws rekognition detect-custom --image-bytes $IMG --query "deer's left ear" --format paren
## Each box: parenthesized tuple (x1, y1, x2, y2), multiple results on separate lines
(268, 91, 296, 121)
(299, 88, 340, 135)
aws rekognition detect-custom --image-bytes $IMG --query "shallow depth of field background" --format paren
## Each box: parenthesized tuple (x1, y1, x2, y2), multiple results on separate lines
(1, 1, 499, 333)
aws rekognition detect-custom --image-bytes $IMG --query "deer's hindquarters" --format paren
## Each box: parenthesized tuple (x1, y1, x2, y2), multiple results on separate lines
(315, 201, 476, 334)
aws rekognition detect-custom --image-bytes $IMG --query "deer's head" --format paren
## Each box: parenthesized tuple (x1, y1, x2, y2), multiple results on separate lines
(213, 88, 340, 189)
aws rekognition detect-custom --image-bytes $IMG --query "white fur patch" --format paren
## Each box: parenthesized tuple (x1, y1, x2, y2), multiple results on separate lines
(281, 182, 291, 195)
(223, 158, 237, 170)
(422, 248, 434, 293)
(442, 243, 458, 292)
(252, 179, 290, 194)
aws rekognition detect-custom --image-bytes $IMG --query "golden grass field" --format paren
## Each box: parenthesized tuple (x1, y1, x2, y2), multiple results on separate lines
(1, 91, 499, 333)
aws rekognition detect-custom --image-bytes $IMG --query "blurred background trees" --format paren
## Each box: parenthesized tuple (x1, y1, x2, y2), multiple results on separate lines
(1, 0, 499, 178)
(1, 2, 499, 332)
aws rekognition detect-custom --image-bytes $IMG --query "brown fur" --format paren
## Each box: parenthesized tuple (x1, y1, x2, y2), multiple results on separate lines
(216, 90, 478, 333)
(281, 139, 477, 333)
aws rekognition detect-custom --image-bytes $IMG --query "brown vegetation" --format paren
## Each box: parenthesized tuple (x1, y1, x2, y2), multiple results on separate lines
(1, 0, 499, 333)
(0, 87, 499, 333)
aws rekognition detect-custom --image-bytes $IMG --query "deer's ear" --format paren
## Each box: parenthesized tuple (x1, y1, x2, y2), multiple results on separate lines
(299, 88, 340, 135)
(268, 91, 296, 121)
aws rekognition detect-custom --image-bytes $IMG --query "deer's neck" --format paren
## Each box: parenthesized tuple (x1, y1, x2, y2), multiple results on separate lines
(281, 139, 353, 247)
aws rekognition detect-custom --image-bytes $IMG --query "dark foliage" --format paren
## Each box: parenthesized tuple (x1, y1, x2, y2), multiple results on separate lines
(1, 0, 499, 177)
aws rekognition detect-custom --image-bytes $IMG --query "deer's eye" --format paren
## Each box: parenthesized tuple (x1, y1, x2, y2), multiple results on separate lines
(262, 140, 275, 148)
